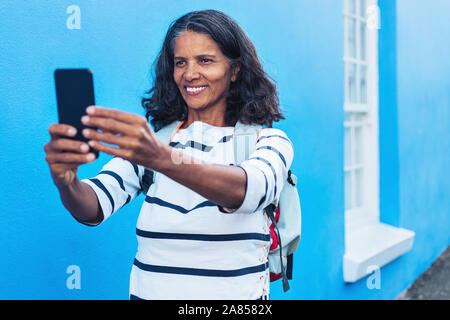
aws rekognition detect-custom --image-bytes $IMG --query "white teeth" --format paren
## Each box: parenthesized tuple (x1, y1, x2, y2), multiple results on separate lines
(186, 86, 206, 93)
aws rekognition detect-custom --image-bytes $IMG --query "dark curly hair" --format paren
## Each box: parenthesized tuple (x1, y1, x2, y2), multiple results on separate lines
(141, 9, 285, 132)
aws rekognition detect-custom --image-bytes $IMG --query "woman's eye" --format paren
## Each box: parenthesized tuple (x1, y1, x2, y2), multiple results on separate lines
(175, 61, 185, 67)
(201, 58, 212, 64)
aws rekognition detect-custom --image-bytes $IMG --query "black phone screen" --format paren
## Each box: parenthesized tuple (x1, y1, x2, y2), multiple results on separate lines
(54, 68, 99, 158)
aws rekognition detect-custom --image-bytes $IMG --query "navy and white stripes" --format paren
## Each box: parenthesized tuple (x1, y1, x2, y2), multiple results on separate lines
(136, 228, 271, 242)
(80, 120, 293, 299)
(145, 196, 217, 214)
(223, 127, 294, 214)
(81, 157, 142, 221)
(133, 258, 269, 278)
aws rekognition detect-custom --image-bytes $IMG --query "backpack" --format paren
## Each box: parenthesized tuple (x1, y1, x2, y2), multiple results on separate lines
(141, 120, 301, 292)
(233, 121, 301, 292)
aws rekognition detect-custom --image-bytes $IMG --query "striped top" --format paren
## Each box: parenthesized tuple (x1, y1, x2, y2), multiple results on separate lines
(81, 120, 294, 300)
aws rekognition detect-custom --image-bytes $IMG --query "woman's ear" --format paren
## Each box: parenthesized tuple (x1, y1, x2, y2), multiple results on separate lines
(231, 59, 241, 82)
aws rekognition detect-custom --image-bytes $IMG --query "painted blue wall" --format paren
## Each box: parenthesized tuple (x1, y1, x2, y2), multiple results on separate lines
(373, 0, 450, 299)
(0, 0, 447, 300)
(0, 0, 344, 300)
(336, 0, 450, 300)
(395, 0, 450, 290)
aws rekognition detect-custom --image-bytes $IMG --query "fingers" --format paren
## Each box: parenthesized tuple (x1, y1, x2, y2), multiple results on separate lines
(87, 140, 131, 159)
(45, 125, 96, 187)
(44, 127, 94, 165)
(48, 123, 78, 140)
(86, 105, 148, 126)
(82, 127, 138, 149)
(45, 151, 96, 164)
(81, 114, 139, 137)
(44, 138, 90, 154)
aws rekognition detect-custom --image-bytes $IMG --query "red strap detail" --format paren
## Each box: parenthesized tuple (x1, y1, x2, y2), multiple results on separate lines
(269, 227, 278, 250)
(168, 120, 185, 145)
(270, 272, 283, 282)
(269, 204, 280, 250)
(256, 127, 264, 140)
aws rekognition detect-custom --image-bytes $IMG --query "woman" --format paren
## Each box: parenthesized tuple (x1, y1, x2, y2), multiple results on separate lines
(44, 10, 294, 300)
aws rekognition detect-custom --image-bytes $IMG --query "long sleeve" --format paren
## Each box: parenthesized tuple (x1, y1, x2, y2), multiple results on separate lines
(80, 157, 144, 223)
(219, 128, 294, 214)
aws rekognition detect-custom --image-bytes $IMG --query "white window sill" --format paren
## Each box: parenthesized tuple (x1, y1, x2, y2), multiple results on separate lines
(343, 222, 415, 283)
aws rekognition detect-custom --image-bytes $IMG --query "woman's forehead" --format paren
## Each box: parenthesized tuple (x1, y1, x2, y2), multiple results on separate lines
(173, 31, 223, 56)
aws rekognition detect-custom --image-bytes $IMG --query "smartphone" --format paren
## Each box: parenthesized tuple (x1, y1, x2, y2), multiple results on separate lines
(54, 68, 99, 158)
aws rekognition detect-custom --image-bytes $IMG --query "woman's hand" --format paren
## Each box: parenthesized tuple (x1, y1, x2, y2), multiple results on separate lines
(81, 106, 169, 170)
(44, 124, 96, 188)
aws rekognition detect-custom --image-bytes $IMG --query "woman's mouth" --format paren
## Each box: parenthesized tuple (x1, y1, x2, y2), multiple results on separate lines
(185, 85, 207, 96)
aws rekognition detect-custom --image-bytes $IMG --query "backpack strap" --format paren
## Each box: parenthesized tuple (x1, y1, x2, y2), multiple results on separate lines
(233, 122, 291, 292)
(286, 253, 293, 280)
(233, 121, 263, 165)
(265, 203, 290, 292)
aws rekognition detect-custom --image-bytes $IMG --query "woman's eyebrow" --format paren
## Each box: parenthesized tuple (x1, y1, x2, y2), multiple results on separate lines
(174, 54, 217, 60)
(196, 54, 216, 59)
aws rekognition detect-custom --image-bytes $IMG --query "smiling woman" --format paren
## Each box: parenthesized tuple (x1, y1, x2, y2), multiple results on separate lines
(44, 9, 294, 300)
(142, 9, 284, 132)
(172, 31, 240, 128)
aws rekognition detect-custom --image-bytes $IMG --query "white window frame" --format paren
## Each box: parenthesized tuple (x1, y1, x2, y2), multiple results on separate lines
(342, 0, 415, 283)
(343, 0, 380, 233)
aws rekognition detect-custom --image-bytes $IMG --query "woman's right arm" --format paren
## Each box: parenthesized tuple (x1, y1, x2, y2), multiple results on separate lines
(44, 123, 103, 225)
(57, 177, 104, 225)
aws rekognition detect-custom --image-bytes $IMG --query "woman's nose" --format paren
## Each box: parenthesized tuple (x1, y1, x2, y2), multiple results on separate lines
(184, 62, 200, 81)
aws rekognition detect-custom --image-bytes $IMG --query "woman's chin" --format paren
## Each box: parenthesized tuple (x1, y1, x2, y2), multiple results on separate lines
(185, 103, 209, 111)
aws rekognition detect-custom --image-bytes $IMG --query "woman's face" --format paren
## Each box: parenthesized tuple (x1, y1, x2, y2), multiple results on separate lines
(173, 31, 239, 113)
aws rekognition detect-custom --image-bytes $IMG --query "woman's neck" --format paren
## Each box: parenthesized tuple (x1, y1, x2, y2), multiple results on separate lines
(181, 107, 230, 129)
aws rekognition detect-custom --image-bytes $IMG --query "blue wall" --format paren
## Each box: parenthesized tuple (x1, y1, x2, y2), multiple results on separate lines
(0, 0, 345, 300)
(0, 0, 448, 300)
(395, 0, 450, 288)
(376, 0, 450, 299)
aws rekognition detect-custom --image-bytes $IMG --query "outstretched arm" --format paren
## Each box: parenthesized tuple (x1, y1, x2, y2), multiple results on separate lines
(81, 106, 247, 210)
(156, 147, 247, 210)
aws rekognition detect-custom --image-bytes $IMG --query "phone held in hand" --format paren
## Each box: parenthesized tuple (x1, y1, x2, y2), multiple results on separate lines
(54, 68, 99, 159)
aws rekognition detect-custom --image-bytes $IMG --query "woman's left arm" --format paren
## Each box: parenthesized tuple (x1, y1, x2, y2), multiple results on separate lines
(156, 148, 247, 210)
(81, 106, 247, 210)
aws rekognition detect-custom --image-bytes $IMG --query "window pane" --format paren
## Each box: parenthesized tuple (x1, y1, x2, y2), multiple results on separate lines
(354, 113, 365, 123)
(360, 22, 366, 61)
(360, 65, 367, 104)
(349, 0, 356, 14)
(348, 18, 356, 58)
(360, 0, 366, 17)
(355, 125, 363, 165)
(345, 126, 351, 166)
(348, 63, 357, 103)
(355, 168, 364, 207)
(345, 170, 352, 210)
(345, 113, 351, 122)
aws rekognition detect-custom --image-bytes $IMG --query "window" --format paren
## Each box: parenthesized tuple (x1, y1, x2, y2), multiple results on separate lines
(343, 0, 379, 232)
(342, 0, 415, 283)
